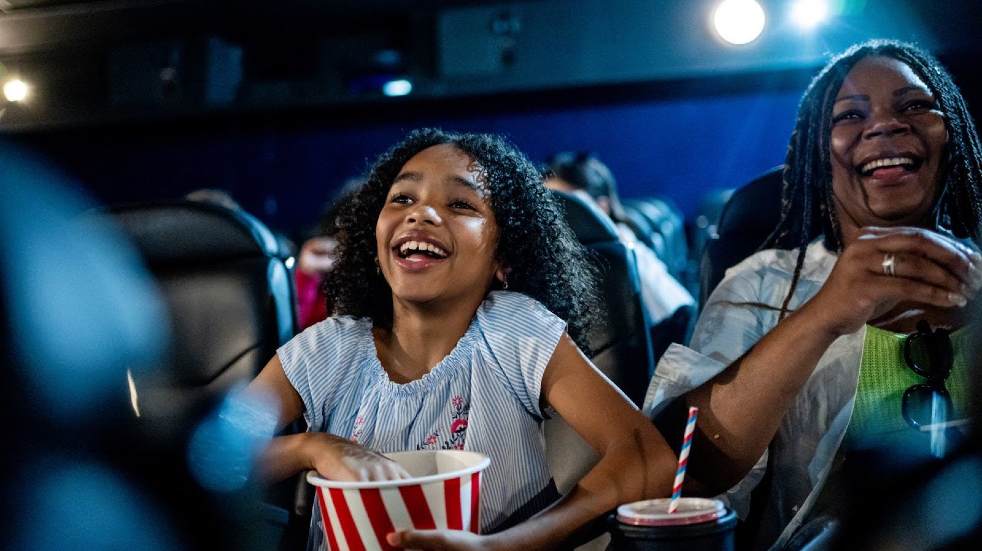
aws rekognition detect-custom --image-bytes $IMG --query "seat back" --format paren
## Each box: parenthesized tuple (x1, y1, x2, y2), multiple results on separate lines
(545, 190, 655, 493)
(699, 166, 785, 309)
(2, 152, 280, 550)
(102, 201, 297, 428)
(625, 197, 688, 279)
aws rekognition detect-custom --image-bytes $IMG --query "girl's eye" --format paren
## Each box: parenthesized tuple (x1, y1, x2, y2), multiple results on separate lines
(832, 110, 863, 124)
(390, 194, 412, 205)
(450, 200, 476, 211)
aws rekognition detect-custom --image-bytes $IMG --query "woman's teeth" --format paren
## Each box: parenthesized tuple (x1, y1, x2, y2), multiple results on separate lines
(860, 156, 916, 175)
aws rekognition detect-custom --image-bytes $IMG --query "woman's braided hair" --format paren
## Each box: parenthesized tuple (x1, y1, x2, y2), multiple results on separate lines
(325, 128, 603, 352)
(765, 39, 982, 314)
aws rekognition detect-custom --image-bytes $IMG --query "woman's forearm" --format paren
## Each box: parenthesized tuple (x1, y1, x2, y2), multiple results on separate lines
(490, 421, 676, 550)
(685, 298, 841, 493)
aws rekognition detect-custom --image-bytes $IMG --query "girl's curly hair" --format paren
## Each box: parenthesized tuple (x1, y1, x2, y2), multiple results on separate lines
(325, 128, 603, 352)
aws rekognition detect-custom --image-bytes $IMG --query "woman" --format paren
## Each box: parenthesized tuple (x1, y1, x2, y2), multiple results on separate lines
(644, 40, 982, 549)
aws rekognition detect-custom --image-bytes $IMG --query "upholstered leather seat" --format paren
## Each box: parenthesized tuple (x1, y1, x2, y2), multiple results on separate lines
(545, 190, 655, 494)
(103, 201, 297, 429)
(624, 197, 688, 279)
(699, 166, 785, 308)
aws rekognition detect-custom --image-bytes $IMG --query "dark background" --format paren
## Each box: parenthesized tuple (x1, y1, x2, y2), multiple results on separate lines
(2, 0, 979, 240)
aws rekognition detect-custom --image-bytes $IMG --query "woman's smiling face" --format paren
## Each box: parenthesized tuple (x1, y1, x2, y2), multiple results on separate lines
(829, 56, 948, 228)
(375, 143, 501, 307)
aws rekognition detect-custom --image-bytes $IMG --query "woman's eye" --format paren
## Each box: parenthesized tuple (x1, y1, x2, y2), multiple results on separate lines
(390, 194, 412, 205)
(902, 100, 935, 113)
(832, 110, 863, 124)
(450, 200, 476, 211)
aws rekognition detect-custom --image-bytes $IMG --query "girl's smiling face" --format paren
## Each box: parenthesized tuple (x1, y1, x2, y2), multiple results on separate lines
(829, 56, 948, 228)
(375, 144, 502, 307)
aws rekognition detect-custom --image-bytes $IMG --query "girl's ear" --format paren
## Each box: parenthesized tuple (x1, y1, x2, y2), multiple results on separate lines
(495, 266, 510, 289)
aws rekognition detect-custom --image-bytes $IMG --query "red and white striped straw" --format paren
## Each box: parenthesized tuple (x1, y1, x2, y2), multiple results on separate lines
(668, 406, 699, 514)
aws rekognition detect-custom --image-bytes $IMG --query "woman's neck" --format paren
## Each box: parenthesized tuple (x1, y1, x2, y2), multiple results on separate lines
(374, 294, 485, 383)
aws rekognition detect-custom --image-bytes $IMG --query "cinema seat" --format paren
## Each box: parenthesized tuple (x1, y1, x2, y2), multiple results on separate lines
(698, 166, 786, 309)
(98, 200, 306, 548)
(545, 190, 655, 497)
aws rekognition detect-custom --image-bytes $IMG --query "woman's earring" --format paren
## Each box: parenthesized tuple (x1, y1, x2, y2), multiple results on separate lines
(374, 256, 381, 275)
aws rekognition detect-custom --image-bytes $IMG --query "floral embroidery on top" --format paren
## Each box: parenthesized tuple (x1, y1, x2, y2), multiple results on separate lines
(350, 415, 366, 444)
(417, 394, 469, 450)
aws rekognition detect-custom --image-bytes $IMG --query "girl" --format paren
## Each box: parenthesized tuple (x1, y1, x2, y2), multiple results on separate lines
(247, 129, 677, 550)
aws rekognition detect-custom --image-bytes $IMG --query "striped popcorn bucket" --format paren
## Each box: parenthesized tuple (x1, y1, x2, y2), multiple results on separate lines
(306, 450, 490, 551)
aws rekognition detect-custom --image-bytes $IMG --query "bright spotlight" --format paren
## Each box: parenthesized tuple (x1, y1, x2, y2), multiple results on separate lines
(791, 0, 828, 29)
(713, 0, 766, 45)
(3, 78, 29, 102)
(382, 79, 412, 97)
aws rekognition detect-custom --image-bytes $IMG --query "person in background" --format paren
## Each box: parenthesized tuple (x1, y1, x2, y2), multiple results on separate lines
(294, 205, 341, 330)
(545, 152, 695, 358)
(644, 40, 982, 549)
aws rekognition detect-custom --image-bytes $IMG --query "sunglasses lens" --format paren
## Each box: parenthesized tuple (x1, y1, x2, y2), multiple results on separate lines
(904, 333, 954, 379)
(902, 384, 953, 428)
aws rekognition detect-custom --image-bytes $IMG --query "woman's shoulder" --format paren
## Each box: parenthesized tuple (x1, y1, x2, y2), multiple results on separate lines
(725, 239, 835, 283)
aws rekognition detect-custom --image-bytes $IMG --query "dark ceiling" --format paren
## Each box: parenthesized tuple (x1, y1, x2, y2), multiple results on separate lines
(1, 0, 979, 132)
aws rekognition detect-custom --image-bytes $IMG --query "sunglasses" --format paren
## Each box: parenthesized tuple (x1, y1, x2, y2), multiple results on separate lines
(901, 320, 955, 430)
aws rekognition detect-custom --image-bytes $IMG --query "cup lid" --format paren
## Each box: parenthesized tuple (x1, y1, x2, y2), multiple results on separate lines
(616, 497, 726, 527)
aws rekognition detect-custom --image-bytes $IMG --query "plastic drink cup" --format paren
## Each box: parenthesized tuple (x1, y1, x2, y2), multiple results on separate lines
(306, 450, 490, 551)
(608, 497, 736, 551)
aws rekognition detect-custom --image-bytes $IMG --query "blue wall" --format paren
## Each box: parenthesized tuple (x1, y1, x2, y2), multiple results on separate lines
(36, 88, 802, 238)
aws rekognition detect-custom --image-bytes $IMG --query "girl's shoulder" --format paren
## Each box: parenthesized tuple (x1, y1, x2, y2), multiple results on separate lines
(282, 315, 373, 362)
(477, 291, 561, 326)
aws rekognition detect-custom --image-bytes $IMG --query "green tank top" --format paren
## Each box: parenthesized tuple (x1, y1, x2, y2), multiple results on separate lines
(845, 324, 972, 446)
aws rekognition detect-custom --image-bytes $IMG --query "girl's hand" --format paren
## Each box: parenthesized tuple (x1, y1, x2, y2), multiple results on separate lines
(386, 530, 496, 551)
(302, 433, 411, 481)
(807, 226, 981, 337)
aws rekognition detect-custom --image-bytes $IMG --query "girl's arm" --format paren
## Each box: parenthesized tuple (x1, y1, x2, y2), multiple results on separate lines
(391, 333, 678, 551)
(246, 355, 409, 484)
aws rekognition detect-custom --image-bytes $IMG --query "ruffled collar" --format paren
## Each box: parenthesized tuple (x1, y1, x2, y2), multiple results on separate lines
(358, 318, 478, 396)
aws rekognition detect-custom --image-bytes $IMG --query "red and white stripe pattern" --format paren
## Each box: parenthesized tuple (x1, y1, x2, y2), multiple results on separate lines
(316, 472, 482, 551)
(668, 406, 698, 514)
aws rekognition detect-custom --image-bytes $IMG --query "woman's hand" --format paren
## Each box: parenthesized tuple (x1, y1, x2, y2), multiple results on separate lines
(386, 530, 497, 551)
(807, 226, 981, 337)
(302, 432, 411, 481)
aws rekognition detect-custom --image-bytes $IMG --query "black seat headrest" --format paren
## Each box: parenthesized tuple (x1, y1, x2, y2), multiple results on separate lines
(551, 190, 620, 245)
(699, 165, 785, 308)
(716, 165, 785, 241)
(107, 201, 283, 265)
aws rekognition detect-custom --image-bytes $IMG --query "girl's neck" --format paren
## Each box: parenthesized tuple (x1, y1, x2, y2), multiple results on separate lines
(374, 294, 485, 383)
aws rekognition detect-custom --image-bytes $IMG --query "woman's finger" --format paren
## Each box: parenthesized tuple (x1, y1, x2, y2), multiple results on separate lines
(866, 232, 976, 285)
(870, 253, 973, 297)
(877, 275, 968, 309)
(861, 226, 982, 262)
